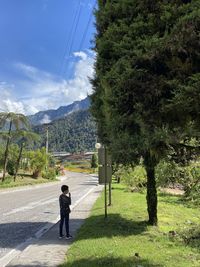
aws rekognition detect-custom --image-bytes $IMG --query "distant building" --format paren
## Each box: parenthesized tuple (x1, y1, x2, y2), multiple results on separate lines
(52, 151, 95, 162)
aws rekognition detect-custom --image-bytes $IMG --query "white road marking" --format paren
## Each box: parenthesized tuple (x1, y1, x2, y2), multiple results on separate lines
(2, 197, 58, 216)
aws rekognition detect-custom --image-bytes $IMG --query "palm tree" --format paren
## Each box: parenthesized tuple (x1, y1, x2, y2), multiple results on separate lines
(14, 130, 40, 181)
(0, 112, 29, 182)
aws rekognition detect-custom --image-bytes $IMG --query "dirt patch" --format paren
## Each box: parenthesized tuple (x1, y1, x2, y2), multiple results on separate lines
(160, 188, 184, 195)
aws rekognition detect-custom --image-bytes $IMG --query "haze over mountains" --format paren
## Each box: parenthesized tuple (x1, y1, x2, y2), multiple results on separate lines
(28, 97, 90, 126)
(31, 97, 97, 153)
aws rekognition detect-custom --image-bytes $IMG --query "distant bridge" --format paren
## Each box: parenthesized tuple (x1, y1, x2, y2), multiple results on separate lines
(51, 151, 95, 161)
(52, 152, 71, 157)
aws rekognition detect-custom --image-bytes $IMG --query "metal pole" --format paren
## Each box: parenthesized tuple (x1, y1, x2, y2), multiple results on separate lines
(104, 147, 107, 218)
(108, 181, 112, 206)
(46, 126, 49, 154)
(45, 126, 49, 171)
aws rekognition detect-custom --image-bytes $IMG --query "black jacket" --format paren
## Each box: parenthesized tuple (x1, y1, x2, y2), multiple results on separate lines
(59, 194, 71, 214)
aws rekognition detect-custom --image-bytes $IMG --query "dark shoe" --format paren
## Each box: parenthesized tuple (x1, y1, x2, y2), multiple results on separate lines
(66, 235, 72, 240)
(59, 235, 64, 239)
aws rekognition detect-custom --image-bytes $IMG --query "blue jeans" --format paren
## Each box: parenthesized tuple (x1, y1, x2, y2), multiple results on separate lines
(59, 212, 69, 237)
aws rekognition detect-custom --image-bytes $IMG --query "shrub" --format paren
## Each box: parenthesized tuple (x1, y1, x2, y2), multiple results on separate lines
(177, 225, 200, 248)
(6, 160, 16, 176)
(1, 175, 13, 184)
(156, 159, 200, 203)
(42, 168, 56, 180)
(120, 165, 147, 191)
(155, 160, 182, 187)
(182, 162, 200, 203)
(91, 154, 98, 169)
(28, 148, 48, 178)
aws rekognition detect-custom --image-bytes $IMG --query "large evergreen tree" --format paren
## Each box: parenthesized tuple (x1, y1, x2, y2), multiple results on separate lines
(91, 0, 200, 225)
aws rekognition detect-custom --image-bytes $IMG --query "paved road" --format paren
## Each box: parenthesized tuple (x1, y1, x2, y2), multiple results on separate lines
(0, 171, 98, 261)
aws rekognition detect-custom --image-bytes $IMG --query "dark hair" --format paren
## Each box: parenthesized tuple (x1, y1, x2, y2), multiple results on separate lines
(61, 185, 69, 193)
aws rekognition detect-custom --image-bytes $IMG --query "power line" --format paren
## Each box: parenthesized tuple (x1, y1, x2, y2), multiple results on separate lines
(59, 0, 82, 77)
(68, 2, 83, 58)
(59, 0, 96, 78)
(78, 1, 96, 51)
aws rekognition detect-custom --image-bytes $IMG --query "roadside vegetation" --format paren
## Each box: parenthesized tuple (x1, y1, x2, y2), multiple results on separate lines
(0, 145, 58, 189)
(61, 182, 200, 267)
(0, 175, 55, 189)
(64, 158, 97, 174)
(113, 159, 200, 204)
(0, 111, 59, 188)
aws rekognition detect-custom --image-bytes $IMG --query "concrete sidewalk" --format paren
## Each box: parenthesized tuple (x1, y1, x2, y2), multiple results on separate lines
(7, 185, 103, 267)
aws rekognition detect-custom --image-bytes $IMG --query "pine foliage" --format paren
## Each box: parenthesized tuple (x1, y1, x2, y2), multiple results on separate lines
(91, 0, 200, 225)
(92, 0, 200, 164)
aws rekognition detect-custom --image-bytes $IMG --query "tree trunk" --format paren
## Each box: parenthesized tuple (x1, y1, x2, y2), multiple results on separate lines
(2, 121, 12, 182)
(14, 143, 24, 182)
(144, 152, 158, 226)
(32, 170, 40, 178)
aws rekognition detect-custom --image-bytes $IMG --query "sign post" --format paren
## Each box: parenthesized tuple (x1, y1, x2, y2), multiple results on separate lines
(104, 147, 107, 218)
(97, 146, 112, 218)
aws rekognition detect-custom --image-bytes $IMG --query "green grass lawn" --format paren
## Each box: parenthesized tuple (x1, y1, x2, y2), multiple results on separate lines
(61, 184, 200, 267)
(0, 174, 57, 189)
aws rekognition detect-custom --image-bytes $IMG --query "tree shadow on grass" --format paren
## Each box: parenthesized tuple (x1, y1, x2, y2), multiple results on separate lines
(0, 215, 147, 250)
(158, 192, 197, 209)
(158, 195, 183, 205)
(60, 256, 163, 267)
(75, 214, 147, 240)
(111, 186, 128, 191)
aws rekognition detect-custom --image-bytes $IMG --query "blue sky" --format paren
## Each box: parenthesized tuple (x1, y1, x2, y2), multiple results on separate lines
(0, 0, 96, 115)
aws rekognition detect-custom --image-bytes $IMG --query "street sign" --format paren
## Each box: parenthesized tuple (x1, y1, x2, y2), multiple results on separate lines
(98, 147, 112, 184)
(97, 145, 112, 218)
(98, 165, 112, 184)
(98, 148, 112, 166)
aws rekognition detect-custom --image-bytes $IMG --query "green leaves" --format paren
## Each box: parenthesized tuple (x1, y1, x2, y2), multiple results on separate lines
(0, 112, 29, 131)
(91, 0, 200, 165)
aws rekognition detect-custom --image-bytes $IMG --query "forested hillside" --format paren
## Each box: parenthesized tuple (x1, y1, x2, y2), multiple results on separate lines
(29, 97, 90, 125)
(33, 110, 97, 153)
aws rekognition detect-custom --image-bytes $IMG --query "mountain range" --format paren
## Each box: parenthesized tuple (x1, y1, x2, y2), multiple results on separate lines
(28, 97, 90, 126)
(31, 97, 97, 153)
(34, 109, 96, 153)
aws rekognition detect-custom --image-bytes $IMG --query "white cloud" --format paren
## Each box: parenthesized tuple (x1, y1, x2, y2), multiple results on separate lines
(40, 114, 51, 124)
(0, 84, 26, 114)
(74, 51, 88, 61)
(0, 50, 95, 115)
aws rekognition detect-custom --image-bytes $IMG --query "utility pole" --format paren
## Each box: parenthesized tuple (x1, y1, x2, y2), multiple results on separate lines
(45, 125, 49, 171)
(46, 125, 49, 154)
